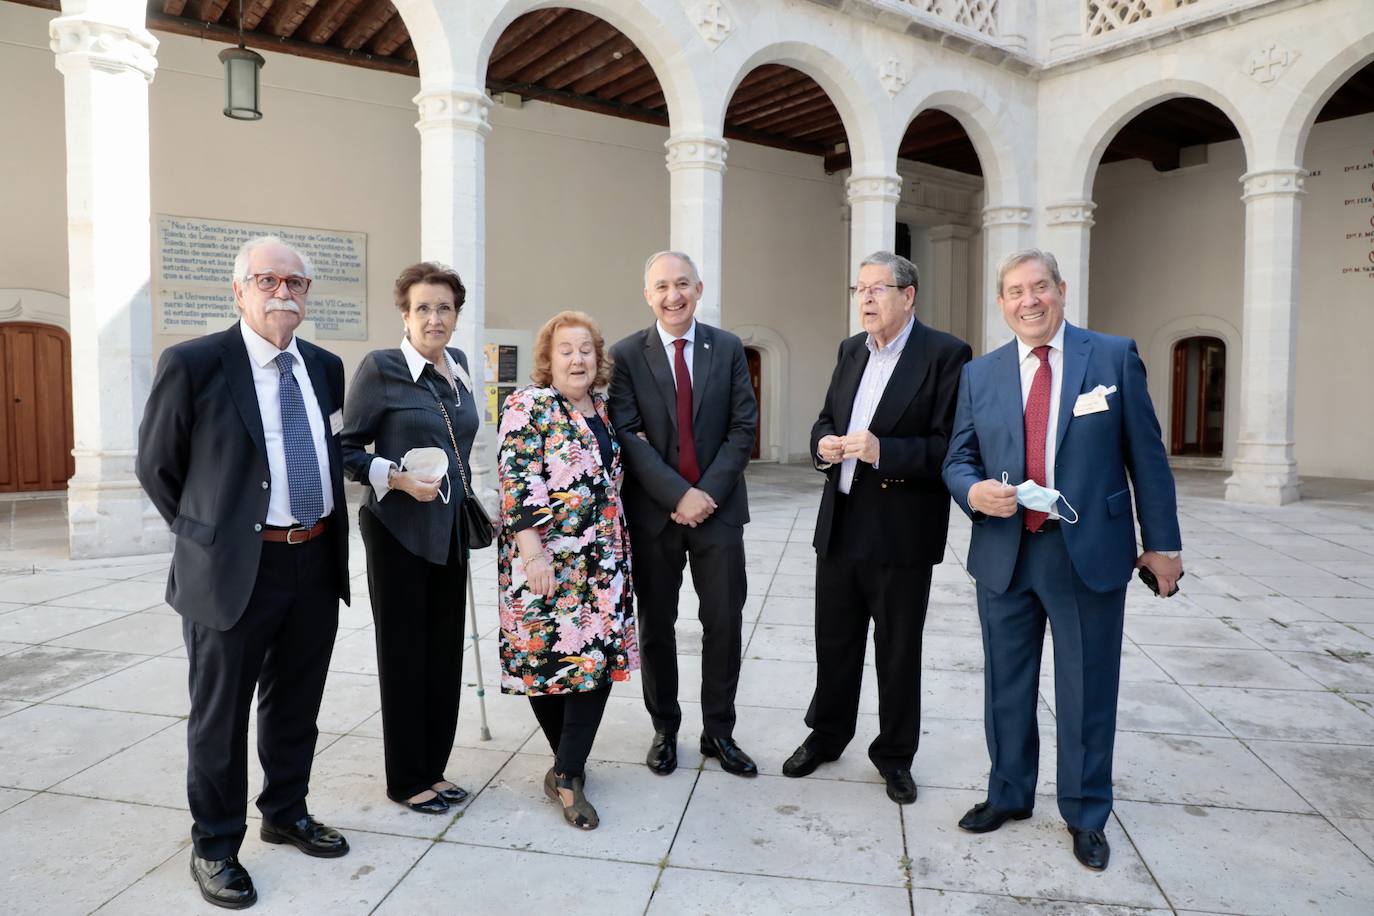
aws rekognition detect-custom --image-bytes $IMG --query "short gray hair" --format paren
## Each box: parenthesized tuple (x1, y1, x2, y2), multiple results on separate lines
(232, 235, 314, 284)
(858, 251, 919, 294)
(643, 250, 701, 286)
(996, 248, 1062, 295)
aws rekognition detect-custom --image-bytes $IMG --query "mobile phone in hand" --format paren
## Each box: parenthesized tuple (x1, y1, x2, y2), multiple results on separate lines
(1137, 566, 1183, 597)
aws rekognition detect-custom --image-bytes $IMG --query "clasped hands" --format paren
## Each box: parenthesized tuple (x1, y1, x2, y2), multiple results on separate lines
(817, 431, 879, 466)
(391, 469, 442, 502)
(673, 487, 716, 527)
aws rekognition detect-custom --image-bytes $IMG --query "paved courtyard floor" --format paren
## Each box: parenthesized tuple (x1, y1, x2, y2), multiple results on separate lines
(2, 465, 1374, 914)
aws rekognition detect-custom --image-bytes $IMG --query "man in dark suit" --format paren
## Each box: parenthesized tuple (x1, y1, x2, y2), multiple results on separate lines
(942, 248, 1183, 871)
(137, 236, 352, 909)
(608, 250, 759, 778)
(781, 251, 971, 805)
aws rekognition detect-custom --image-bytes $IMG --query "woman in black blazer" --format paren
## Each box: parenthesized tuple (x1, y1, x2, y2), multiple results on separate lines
(340, 262, 479, 814)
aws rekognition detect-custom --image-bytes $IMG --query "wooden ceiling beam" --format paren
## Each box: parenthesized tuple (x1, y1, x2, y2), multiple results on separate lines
(397, 39, 416, 62)
(368, 12, 410, 57)
(489, 11, 597, 79)
(759, 105, 844, 137)
(729, 69, 811, 107)
(486, 77, 669, 129)
(594, 65, 661, 100)
(737, 93, 836, 132)
(508, 19, 619, 84)
(489, 9, 565, 67)
(723, 123, 827, 158)
(263, 0, 318, 37)
(1105, 124, 1182, 171)
(728, 82, 827, 122)
(241, 0, 275, 30)
(571, 48, 647, 94)
(898, 122, 975, 157)
(301, 0, 365, 44)
(193, 0, 232, 24)
(620, 79, 667, 106)
(162, 0, 190, 16)
(336, 0, 396, 51)
(544, 35, 640, 90)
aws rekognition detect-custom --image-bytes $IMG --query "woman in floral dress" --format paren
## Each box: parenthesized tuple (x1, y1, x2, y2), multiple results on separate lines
(497, 310, 638, 830)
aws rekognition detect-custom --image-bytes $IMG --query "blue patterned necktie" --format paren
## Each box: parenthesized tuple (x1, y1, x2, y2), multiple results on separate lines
(274, 352, 324, 529)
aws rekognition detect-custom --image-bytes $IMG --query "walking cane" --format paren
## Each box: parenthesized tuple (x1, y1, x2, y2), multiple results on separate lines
(465, 568, 492, 741)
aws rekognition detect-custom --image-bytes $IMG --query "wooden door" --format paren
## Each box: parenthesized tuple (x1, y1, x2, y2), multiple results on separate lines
(745, 346, 762, 460)
(1169, 336, 1225, 458)
(0, 323, 75, 492)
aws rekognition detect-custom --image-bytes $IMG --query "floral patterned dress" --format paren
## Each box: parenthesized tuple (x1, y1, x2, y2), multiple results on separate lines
(497, 386, 639, 695)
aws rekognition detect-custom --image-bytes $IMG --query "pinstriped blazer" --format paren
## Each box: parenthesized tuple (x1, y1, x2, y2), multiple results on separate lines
(340, 346, 479, 564)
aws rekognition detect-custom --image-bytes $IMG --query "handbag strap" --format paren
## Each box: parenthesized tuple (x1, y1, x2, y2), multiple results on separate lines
(420, 373, 474, 499)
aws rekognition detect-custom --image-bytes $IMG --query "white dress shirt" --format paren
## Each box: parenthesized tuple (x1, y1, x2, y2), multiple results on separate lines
(239, 321, 334, 526)
(1016, 320, 1065, 515)
(839, 316, 914, 494)
(656, 320, 697, 387)
(368, 336, 467, 498)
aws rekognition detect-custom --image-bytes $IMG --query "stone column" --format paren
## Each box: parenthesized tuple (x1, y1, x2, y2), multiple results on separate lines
(415, 86, 495, 499)
(927, 223, 974, 338)
(51, 10, 168, 558)
(980, 204, 1032, 353)
(665, 134, 728, 326)
(1225, 167, 1305, 505)
(1045, 199, 1096, 328)
(846, 173, 902, 335)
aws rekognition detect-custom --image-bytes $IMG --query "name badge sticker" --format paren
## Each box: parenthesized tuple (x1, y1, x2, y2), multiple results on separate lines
(1073, 391, 1109, 416)
(329, 409, 344, 436)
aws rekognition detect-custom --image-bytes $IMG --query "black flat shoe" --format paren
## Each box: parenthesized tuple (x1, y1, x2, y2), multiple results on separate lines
(432, 782, 469, 805)
(700, 736, 758, 777)
(646, 731, 678, 775)
(190, 853, 257, 909)
(782, 744, 837, 778)
(880, 768, 918, 804)
(1069, 827, 1111, 870)
(388, 790, 450, 815)
(543, 767, 598, 830)
(958, 800, 1033, 833)
(259, 815, 350, 857)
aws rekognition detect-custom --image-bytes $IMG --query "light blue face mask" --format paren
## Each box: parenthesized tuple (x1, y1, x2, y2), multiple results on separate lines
(1001, 472, 1079, 524)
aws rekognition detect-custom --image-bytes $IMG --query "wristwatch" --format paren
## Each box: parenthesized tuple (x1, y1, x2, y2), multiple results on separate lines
(386, 463, 399, 484)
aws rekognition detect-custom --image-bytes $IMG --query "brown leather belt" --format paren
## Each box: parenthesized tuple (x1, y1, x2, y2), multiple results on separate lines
(262, 517, 329, 544)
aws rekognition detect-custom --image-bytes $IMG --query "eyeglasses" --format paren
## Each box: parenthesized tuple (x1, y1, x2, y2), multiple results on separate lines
(849, 283, 909, 298)
(412, 303, 456, 318)
(246, 273, 312, 295)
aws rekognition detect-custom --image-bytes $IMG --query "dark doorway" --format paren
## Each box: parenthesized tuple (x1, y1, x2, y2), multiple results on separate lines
(1170, 336, 1225, 457)
(1, 323, 75, 492)
(745, 346, 762, 460)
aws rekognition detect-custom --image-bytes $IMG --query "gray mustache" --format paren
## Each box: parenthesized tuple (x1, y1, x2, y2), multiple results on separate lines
(264, 301, 300, 314)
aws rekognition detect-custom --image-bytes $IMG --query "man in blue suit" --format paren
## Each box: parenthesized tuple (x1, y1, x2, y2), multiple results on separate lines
(942, 248, 1182, 871)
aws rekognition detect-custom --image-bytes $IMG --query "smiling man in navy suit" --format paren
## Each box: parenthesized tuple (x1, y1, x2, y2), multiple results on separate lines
(942, 248, 1182, 871)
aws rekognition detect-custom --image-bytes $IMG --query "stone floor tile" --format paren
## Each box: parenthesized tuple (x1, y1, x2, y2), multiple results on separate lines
(0, 703, 177, 789)
(583, 694, 706, 769)
(746, 622, 820, 664)
(1274, 650, 1374, 692)
(328, 628, 380, 676)
(768, 572, 814, 598)
(1245, 740, 1374, 818)
(1184, 574, 1273, 598)
(909, 889, 1172, 914)
(50, 578, 168, 611)
(923, 669, 989, 721)
(705, 702, 882, 784)
(1112, 732, 1311, 811)
(1332, 817, 1374, 860)
(0, 698, 27, 717)
(0, 645, 145, 701)
(304, 734, 511, 838)
(350, 686, 542, 752)
(1115, 801, 1374, 915)
(1114, 682, 1229, 736)
(0, 604, 130, 644)
(734, 657, 823, 710)
(1228, 618, 1374, 654)
(0, 794, 189, 916)
(54, 656, 190, 717)
(1188, 592, 1327, 622)
(46, 608, 184, 656)
(449, 754, 693, 863)
(378, 843, 659, 915)
(315, 671, 381, 735)
(0, 572, 118, 604)
(916, 718, 1058, 796)
(0, 787, 34, 815)
(651, 868, 909, 914)
(905, 788, 1168, 908)
(52, 720, 191, 808)
(1187, 686, 1374, 742)
(1256, 575, 1374, 599)
(924, 602, 983, 637)
(104, 828, 430, 916)
(459, 631, 502, 687)
(672, 771, 906, 887)
(1296, 596, 1374, 622)
(923, 632, 986, 673)
(1138, 645, 1322, 689)
(1123, 616, 1262, 649)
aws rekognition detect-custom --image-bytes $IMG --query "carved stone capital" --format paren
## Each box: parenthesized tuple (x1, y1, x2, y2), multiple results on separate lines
(981, 205, 1032, 228)
(846, 174, 903, 205)
(1045, 200, 1097, 228)
(50, 16, 158, 82)
(1240, 168, 1306, 202)
(665, 136, 729, 172)
(413, 88, 493, 136)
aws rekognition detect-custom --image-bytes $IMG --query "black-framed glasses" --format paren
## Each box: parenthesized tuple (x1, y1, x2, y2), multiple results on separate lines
(247, 273, 312, 295)
(849, 283, 910, 298)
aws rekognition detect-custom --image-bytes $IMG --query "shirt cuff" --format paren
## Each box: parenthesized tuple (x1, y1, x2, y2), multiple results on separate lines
(1151, 549, 1182, 559)
(369, 457, 396, 499)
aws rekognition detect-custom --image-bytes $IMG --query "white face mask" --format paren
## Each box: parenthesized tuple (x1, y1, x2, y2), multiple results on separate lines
(1001, 472, 1079, 524)
(400, 447, 451, 504)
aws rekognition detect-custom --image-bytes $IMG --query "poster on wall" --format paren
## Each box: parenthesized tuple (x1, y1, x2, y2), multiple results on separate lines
(155, 215, 368, 339)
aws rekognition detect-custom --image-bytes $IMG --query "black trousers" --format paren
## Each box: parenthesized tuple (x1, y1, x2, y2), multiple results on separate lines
(183, 524, 339, 860)
(806, 498, 934, 771)
(528, 686, 612, 777)
(632, 519, 747, 738)
(359, 506, 466, 800)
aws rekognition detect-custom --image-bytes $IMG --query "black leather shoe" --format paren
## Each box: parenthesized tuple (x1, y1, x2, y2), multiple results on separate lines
(259, 815, 349, 858)
(700, 736, 758, 777)
(389, 790, 450, 815)
(190, 854, 257, 909)
(646, 731, 678, 775)
(1069, 827, 1111, 870)
(433, 782, 469, 805)
(958, 800, 1033, 833)
(880, 768, 918, 804)
(782, 744, 836, 778)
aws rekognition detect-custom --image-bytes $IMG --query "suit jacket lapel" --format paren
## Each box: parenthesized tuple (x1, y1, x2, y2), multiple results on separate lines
(642, 327, 679, 431)
(691, 324, 714, 422)
(1055, 323, 1090, 451)
(832, 340, 869, 434)
(868, 321, 932, 435)
(222, 323, 268, 467)
(995, 341, 1026, 482)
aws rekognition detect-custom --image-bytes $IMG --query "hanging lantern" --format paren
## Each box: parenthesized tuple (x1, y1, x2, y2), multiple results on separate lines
(219, 0, 264, 121)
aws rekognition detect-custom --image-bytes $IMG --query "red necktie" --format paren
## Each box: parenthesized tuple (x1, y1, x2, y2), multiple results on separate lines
(673, 338, 701, 484)
(1023, 345, 1052, 532)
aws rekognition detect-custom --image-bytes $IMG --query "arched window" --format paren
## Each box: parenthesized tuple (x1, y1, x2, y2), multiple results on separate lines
(1170, 336, 1225, 457)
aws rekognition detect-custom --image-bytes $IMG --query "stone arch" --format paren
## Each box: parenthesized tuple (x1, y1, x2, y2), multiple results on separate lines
(1146, 314, 1242, 467)
(390, 0, 458, 84)
(733, 324, 790, 463)
(0, 289, 72, 332)
(1276, 29, 1374, 166)
(1068, 81, 1254, 201)
(899, 88, 1024, 208)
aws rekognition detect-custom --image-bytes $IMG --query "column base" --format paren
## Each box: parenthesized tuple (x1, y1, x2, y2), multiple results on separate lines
(67, 476, 170, 559)
(1224, 459, 1301, 506)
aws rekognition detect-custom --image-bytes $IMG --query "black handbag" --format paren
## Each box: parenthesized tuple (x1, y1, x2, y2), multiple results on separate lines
(423, 373, 495, 550)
